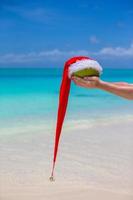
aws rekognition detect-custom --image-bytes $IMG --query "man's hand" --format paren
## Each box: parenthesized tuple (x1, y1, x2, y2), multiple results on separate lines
(71, 76, 100, 88)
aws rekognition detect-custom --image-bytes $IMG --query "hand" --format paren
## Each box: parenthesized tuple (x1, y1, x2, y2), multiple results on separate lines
(71, 76, 100, 88)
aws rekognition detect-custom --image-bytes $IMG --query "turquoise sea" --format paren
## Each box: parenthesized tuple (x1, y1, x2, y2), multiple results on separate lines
(0, 68, 133, 130)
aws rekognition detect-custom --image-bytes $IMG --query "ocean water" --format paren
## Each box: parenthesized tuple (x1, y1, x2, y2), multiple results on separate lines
(0, 68, 133, 129)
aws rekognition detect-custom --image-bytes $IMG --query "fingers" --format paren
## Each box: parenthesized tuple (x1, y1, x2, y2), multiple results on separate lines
(72, 76, 85, 84)
(71, 76, 87, 88)
(83, 77, 92, 81)
(72, 76, 96, 83)
(83, 76, 98, 81)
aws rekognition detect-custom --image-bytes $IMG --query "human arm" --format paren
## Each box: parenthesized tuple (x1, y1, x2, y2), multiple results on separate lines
(72, 76, 133, 100)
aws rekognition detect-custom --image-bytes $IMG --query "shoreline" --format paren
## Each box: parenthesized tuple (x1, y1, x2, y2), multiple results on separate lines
(0, 113, 133, 135)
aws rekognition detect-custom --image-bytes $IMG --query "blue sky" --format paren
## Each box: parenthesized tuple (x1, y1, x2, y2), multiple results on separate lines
(0, 0, 133, 68)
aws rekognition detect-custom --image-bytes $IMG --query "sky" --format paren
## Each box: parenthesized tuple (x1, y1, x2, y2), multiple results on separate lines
(0, 0, 133, 68)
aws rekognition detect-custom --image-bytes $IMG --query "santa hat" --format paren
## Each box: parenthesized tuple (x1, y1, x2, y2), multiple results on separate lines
(50, 56, 102, 180)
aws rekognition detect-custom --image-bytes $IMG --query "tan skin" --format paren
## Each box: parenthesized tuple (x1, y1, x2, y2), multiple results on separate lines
(72, 76, 133, 100)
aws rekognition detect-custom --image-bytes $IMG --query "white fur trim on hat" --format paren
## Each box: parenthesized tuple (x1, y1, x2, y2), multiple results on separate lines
(68, 59, 103, 78)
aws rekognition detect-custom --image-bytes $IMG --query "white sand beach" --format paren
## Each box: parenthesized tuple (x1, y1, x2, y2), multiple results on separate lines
(0, 117, 133, 200)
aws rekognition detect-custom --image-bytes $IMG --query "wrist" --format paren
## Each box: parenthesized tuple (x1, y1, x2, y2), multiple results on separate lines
(96, 79, 105, 89)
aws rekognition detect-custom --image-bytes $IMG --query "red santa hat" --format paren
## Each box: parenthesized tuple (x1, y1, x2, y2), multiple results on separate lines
(50, 56, 102, 180)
